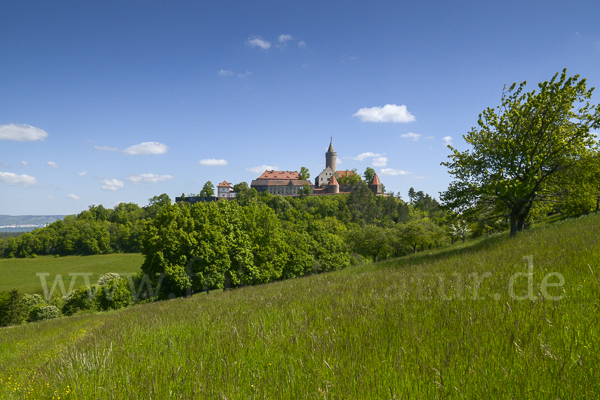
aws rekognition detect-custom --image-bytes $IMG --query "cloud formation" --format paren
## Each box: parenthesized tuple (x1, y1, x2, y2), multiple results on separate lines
(101, 179, 124, 191)
(278, 34, 293, 43)
(47, 161, 59, 168)
(246, 36, 271, 50)
(246, 165, 278, 174)
(353, 152, 388, 167)
(380, 168, 412, 176)
(124, 142, 168, 155)
(0, 123, 48, 141)
(353, 104, 415, 123)
(298, 41, 306, 48)
(401, 132, 422, 141)
(127, 174, 174, 184)
(78, 171, 88, 176)
(95, 145, 119, 152)
(0, 172, 37, 187)
(218, 70, 234, 76)
(20, 161, 28, 166)
(372, 156, 388, 167)
(442, 136, 453, 145)
(67, 194, 81, 200)
(199, 159, 228, 166)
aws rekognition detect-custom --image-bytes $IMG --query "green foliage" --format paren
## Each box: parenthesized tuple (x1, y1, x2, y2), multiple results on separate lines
(29, 305, 61, 322)
(97, 278, 132, 311)
(298, 166, 310, 180)
(0, 289, 27, 326)
(363, 167, 376, 184)
(62, 285, 100, 316)
(3, 214, 600, 399)
(336, 168, 361, 186)
(442, 69, 600, 235)
(199, 181, 215, 197)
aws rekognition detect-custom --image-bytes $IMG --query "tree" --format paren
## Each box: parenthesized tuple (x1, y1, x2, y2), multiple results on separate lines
(233, 182, 249, 193)
(299, 167, 310, 181)
(300, 183, 312, 196)
(199, 181, 215, 197)
(441, 69, 600, 236)
(363, 167, 376, 184)
(337, 169, 361, 186)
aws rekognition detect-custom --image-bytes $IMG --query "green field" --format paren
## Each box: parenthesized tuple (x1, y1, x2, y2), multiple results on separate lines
(1, 214, 599, 399)
(0, 254, 144, 294)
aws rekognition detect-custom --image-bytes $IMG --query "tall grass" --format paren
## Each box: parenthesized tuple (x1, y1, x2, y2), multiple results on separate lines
(1, 214, 599, 399)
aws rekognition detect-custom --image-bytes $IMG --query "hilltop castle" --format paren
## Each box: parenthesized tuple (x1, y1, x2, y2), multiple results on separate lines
(177, 139, 384, 204)
(250, 139, 383, 196)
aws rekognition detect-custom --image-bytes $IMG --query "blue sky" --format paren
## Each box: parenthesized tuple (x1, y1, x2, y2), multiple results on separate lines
(1, 0, 599, 215)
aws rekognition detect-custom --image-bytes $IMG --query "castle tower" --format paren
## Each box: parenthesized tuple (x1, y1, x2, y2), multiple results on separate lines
(369, 173, 383, 194)
(326, 139, 337, 171)
(328, 174, 340, 194)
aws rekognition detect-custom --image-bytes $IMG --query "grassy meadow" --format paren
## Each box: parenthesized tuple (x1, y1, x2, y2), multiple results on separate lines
(1, 214, 599, 399)
(0, 254, 143, 294)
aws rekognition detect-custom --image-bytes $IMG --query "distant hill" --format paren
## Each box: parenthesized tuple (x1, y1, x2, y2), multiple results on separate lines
(0, 214, 66, 232)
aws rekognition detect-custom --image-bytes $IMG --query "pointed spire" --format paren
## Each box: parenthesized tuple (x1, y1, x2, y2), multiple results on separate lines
(327, 137, 335, 153)
(329, 174, 339, 185)
(371, 173, 381, 185)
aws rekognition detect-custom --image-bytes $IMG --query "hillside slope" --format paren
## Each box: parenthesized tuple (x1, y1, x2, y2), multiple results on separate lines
(1, 214, 599, 399)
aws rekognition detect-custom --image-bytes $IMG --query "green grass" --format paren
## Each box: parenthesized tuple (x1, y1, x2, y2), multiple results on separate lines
(1, 214, 599, 399)
(0, 254, 143, 294)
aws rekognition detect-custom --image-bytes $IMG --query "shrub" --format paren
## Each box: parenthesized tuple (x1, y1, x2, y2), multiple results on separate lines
(29, 305, 61, 322)
(62, 285, 100, 316)
(97, 278, 132, 311)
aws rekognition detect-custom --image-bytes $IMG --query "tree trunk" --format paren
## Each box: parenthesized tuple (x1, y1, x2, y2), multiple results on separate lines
(596, 195, 600, 213)
(510, 214, 518, 237)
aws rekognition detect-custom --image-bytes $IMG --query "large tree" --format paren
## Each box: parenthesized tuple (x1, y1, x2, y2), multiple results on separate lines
(199, 181, 215, 197)
(441, 69, 600, 236)
(298, 167, 310, 181)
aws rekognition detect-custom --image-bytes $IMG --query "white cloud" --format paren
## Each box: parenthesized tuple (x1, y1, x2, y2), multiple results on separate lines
(124, 142, 168, 155)
(246, 36, 271, 50)
(0, 123, 48, 141)
(353, 104, 415, 123)
(199, 159, 228, 166)
(0, 162, 9, 168)
(442, 136, 453, 145)
(67, 194, 81, 200)
(401, 132, 422, 141)
(0, 172, 37, 187)
(127, 173, 174, 184)
(278, 34, 293, 43)
(78, 171, 88, 176)
(425, 136, 434, 140)
(20, 161, 28, 166)
(353, 152, 380, 161)
(47, 161, 59, 168)
(95, 145, 119, 152)
(380, 168, 412, 176)
(373, 156, 388, 167)
(47, 195, 55, 199)
(298, 41, 306, 48)
(101, 179, 124, 191)
(238, 71, 252, 78)
(246, 165, 278, 174)
(218, 69, 234, 76)
(353, 152, 387, 166)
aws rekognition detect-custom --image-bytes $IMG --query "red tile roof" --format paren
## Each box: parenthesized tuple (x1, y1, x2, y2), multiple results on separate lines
(217, 181, 232, 188)
(256, 170, 300, 180)
(371, 173, 381, 185)
(329, 175, 339, 185)
(336, 170, 356, 177)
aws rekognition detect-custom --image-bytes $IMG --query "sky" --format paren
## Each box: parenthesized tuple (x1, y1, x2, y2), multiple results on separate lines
(1, 0, 599, 215)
